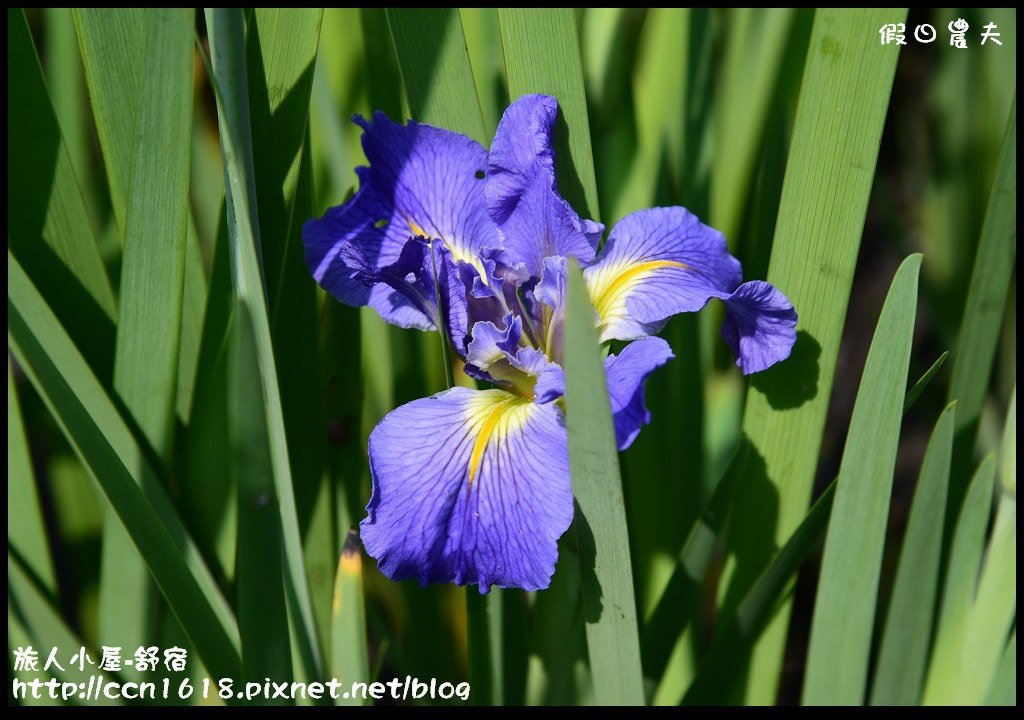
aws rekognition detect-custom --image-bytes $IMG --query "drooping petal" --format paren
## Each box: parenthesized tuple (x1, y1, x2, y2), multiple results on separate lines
(485, 95, 603, 274)
(604, 337, 675, 450)
(584, 206, 796, 373)
(362, 387, 574, 592)
(719, 281, 797, 374)
(303, 112, 498, 327)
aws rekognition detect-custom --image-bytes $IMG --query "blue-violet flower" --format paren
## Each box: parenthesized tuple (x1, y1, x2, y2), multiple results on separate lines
(303, 94, 797, 592)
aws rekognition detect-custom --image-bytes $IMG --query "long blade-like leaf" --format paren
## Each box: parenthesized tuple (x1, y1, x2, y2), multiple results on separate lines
(8, 8, 117, 381)
(73, 8, 144, 237)
(870, 402, 956, 705)
(113, 3, 193, 466)
(944, 99, 1015, 553)
(243, 7, 330, 670)
(683, 481, 837, 704)
(959, 491, 1016, 704)
(563, 262, 644, 706)
(386, 8, 486, 144)
(76, 8, 209, 430)
(8, 360, 57, 595)
(8, 553, 120, 707)
(331, 530, 370, 706)
(102, 7, 194, 676)
(8, 252, 241, 681)
(204, 7, 324, 681)
(717, 9, 906, 702)
(984, 631, 1016, 706)
(231, 301, 293, 698)
(498, 8, 600, 218)
(923, 454, 997, 704)
(947, 98, 1016, 482)
(711, 8, 794, 247)
(802, 254, 921, 705)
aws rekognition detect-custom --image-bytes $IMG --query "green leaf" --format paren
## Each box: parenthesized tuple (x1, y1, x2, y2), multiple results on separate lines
(563, 261, 644, 706)
(8, 553, 120, 706)
(8, 360, 57, 596)
(984, 631, 1016, 706)
(113, 5, 193, 467)
(180, 215, 237, 579)
(44, 8, 94, 222)
(8, 8, 117, 381)
(243, 7, 330, 668)
(608, 7, 688, 221)
(526, 542, 590, 705)
(176, 216, 209, 424)
(670, 259, 935, 705)
(870, 402, 956, 705)
(959, 391, 1017, 704)
(8, 252, 242, 682)
(959, 491, 1015, 704)
(903, 351, 949, 414)
(76, 9, 209, 428)
(459, 8, 506, 140)
(100, 7, 195, 676)
(386, 8, 486, 144)
(642, 441, 745, 683)
(1000, 387, 1016, 495)
(73, 8, 144, 237)
(465, 589, 496, 705)
(499, 8, 600, 219)
(683, 480, 837, 704)
(802, 253, 921, 705)
(710, 8, 794, 247)
(331, 530, 370, 706)
(717, 8, 906, 703)
(922, 454, 997, 704)
(204, 7, 324, 681)
(650, 341, 957, 702)
(231, 301, 293, 698)
(947, 97, 1016, 514)
(947, 98, 1016, 434)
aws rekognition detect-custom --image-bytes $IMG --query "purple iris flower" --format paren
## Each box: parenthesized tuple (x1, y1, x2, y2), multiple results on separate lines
(303, 94, 797, 593)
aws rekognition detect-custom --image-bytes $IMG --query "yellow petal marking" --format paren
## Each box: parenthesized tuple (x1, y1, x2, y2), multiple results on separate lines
(467, 395, 530, 485)
(406, 217, 487, 280)
(407, 219, 429, 238)
(591, 259, 691, 322)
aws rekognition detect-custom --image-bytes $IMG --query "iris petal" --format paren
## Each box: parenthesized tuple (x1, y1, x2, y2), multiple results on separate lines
(303, 112, 497, 327)
(719, 280, 798, 374)
(604, 337, 675, 449)
(485, 94, 604, 274)
(584, 207, 797, 373)
(362, 387, 573, 592)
